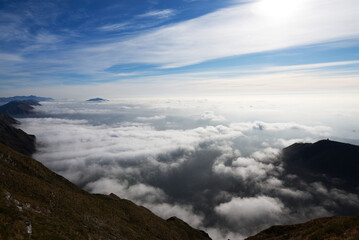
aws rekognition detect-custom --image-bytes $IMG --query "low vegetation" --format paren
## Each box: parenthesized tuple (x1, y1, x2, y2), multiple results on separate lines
(246, 210, 359, 239)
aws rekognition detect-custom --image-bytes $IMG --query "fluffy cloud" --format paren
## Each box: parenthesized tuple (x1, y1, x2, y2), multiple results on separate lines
(230, 121, 332, 136)
(85, 178, 167, 203)
(200, 111, 226, 122)
(215, 196, 285, 233)
(213, 155, 274, 181)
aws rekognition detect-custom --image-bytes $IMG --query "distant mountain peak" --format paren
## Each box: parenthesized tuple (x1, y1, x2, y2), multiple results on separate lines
(282, 139, 359, 192)
(86, 98, 108, 102)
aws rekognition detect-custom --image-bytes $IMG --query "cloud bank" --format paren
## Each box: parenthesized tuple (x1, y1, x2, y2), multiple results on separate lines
(19, 98, 359, 239)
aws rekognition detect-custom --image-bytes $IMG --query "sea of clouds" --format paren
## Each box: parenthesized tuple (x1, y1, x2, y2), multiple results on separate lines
(19, 95, 359, 239)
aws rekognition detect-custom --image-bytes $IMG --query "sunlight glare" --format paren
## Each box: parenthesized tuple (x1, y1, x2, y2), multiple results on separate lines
(252, 0, 303, 21)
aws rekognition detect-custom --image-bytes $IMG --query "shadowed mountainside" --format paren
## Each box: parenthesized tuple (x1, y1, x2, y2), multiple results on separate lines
(0, 114, 36, 156)
(281, 139, 359, 192)
(245, 215, 359, 240)
(0, 100, 40, 116)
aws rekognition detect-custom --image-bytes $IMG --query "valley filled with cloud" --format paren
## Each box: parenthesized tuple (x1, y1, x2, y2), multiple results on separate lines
(19, 95, 359, 239)
(1, 0, 359, 238)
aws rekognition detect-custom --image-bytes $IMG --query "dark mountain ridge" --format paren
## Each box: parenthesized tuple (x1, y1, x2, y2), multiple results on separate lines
(0, 100, 40, 116)
(0, 114, 36, 156)
(281, 139, 359, 192)
(0, 95, 53, 103)
(245, 214, 359, 240)
(0, 100, 38, 155)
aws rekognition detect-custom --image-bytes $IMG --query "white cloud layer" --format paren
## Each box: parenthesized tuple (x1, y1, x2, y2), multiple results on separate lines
(82, 0, 359, 68)
(18, 99, 359, 239)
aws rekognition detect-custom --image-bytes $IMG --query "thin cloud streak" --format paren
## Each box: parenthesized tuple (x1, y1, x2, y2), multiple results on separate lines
(98, 23, 130, 32)
(5, 66, 359, 98)
(137, 9, 176, 19)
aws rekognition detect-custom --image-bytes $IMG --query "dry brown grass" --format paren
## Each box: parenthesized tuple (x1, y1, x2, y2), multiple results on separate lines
(245, 215, 359, 240)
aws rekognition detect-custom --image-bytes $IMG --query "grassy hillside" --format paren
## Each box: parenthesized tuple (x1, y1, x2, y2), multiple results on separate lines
(0, 143, 211, 240)
(245, 215, 359, 240)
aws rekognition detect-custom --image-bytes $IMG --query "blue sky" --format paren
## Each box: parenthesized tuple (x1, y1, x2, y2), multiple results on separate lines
(1, 0, 359, 98)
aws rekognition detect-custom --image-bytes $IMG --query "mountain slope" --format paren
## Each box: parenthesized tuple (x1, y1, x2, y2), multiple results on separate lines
(281, 139, 359, 191)
(0, 142, 211, 240)
(0, 114, 36, 156)
(0, 100, 40, 116)
(245, 215, 359, 240)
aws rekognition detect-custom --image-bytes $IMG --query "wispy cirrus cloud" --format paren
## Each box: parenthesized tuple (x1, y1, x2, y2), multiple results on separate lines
(79, 0, 359, 68)
(137, 9, 176, 19)
(1, 0, 359, 96)
(98, 23, 130, 32)
(3, 63, 359, 99)
(0, 53, 24, 62)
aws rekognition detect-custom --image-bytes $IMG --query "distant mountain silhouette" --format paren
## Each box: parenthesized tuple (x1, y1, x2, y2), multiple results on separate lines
(86, 98, 108, 102)
(0, 100, 40, 116)
(0, 95, 53, 102)
(281, 139, 359, 192)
